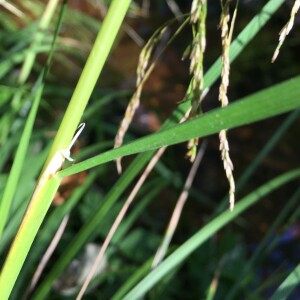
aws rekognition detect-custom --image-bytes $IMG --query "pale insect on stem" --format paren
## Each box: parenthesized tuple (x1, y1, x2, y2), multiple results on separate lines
(31, 123, 85, 201)
(61, 123, 86, 162)
(47, 122, 85, 174)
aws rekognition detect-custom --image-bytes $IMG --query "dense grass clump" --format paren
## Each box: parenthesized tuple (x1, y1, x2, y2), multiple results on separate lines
(0, 1, 299, 299)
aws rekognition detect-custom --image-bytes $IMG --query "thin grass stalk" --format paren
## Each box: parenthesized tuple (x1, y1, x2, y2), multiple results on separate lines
(0, 0, 23, 17)
(76, 146, 167, 300)
(33, 111, 190, 298)
(123, 23, 145, 46)
(73, 181, 167, 298)
(25, 214, 69, 298)
(151, 141, 206, 269)
(166, 0, 183, 21)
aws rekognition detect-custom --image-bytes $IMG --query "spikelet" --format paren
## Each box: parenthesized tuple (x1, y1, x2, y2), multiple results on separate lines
(272, 0, 300, 62)
(218, 0, 237, 211)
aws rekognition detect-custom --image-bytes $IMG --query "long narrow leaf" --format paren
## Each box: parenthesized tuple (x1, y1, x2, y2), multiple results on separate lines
(60, 75, 300, 177)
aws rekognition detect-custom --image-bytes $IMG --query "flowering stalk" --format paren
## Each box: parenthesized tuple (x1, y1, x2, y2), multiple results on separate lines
(114, 27, 167, 173)
(219, 0, 237, 211)
(186, 0, 207, 162)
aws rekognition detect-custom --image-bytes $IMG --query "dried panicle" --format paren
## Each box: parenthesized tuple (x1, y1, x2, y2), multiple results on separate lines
(114, 88, 142, 174)
(114, 26, 167, 173)
(186, 0, 207, 162)
(218, 0, 237, 211)
(272, 0, 300, 62)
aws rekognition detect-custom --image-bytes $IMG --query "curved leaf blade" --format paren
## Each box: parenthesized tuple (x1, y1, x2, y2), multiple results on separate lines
(60, 75, 300, 177)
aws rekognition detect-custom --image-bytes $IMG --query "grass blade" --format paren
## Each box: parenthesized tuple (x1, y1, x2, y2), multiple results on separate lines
(60, 75, 300, 177)
(270, 263, 300, 300)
